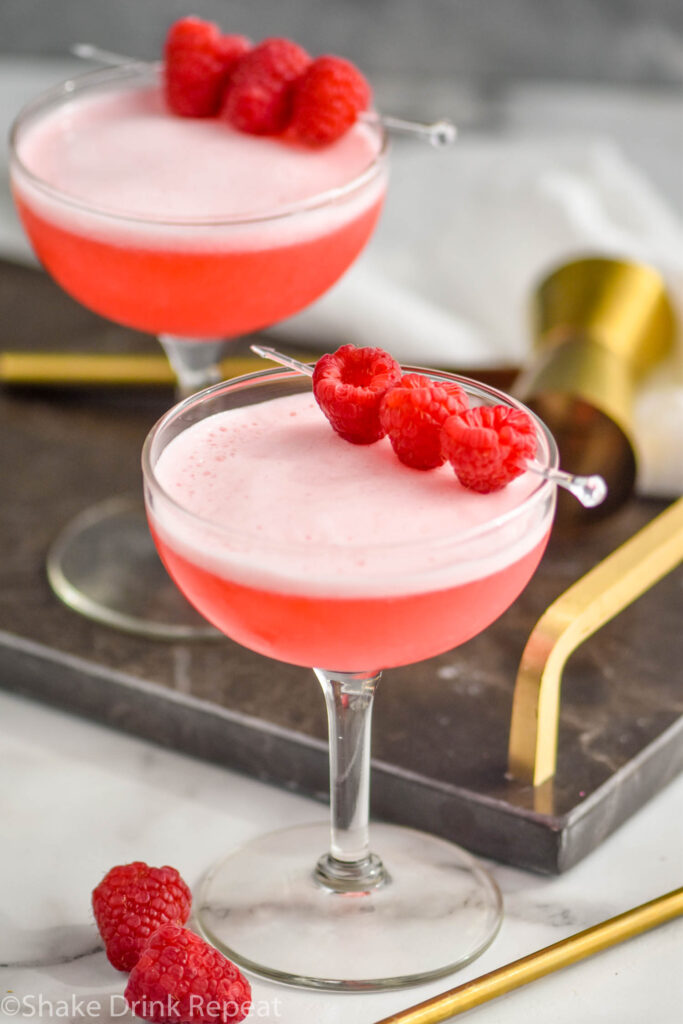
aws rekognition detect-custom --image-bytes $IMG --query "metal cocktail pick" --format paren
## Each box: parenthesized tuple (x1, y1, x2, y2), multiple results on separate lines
(250, 344, 608, 508)
(250, 345, 316, 377)
(71, 44, 457, 147)
(364, 113, 456, 147)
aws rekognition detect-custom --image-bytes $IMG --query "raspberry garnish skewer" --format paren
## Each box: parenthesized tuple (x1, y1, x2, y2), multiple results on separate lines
(365, 113, 456, 147)
(526, 461, 607, 507)
(251, 344, 607, 507)
(71, 43, 457, 146)
(251, 343, 315, 377)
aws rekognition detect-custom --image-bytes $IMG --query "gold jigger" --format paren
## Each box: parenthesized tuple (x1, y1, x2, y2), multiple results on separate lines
(515, 257, 676, 520)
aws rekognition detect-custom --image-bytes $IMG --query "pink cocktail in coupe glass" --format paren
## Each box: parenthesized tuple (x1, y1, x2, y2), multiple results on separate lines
(142, 364, 559, 990)
(9, 62, 387, 637)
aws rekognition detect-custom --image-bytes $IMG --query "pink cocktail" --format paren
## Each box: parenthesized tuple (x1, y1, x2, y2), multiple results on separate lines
(9, 64, 386, 636)
(142, 366, 558, 990)
(148, 385, 553, 671)
(148, 532, 548, 670)
(11, 68, 386, 342)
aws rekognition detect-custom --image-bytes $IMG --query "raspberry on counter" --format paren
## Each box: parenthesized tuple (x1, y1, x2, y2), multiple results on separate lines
(92, 861, 192, 972)
(125, 925, 251, 1024)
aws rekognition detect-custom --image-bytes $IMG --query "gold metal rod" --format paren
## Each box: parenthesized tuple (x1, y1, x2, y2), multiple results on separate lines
(0, 351, 176, 385)
(508, 496, 683, 785)
(0, 350, 315, 387)
(374, 887, 683, 1024)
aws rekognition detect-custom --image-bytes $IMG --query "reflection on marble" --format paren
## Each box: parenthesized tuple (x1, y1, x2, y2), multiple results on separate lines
(0, 691, 681, 1024)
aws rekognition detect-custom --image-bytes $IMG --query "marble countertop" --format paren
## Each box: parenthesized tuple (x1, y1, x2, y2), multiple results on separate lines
(1, 689, 681, 1024)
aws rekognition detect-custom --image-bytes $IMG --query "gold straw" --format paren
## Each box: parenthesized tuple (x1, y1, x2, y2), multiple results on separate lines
(375, 888, 683, 1024)
(0, 350, 315, 387)
(0, 351, 177, 386)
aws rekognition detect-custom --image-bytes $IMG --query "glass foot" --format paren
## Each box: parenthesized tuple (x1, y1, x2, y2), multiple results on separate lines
(196, 822, 502, 991)
(46, 495, 220, 639)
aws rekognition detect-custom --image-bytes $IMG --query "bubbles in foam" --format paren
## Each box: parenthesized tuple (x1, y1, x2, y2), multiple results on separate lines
(152, 391, 551, 597)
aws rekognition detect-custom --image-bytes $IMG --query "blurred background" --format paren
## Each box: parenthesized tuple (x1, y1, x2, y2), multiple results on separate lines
(3, 0, 683, 86)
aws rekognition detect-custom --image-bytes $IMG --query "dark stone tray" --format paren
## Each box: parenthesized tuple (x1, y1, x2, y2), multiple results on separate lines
(2, 259, 681, 874)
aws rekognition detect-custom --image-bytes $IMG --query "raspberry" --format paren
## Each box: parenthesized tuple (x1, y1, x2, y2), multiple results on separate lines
(164, 17, 250, 117)
(124, 925, 251, 1024)
(313, 344, 402, 444)
(92, 862, 192, 972)
(379, 374, 469, 470)
(442, 405, 537, 493)
(221, 37, 311, 135)
(291, 55, 371, 145)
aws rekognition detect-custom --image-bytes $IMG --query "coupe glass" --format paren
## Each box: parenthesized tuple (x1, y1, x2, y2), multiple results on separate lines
(142, 365, 558, 990)
(9, 63, 387, 638)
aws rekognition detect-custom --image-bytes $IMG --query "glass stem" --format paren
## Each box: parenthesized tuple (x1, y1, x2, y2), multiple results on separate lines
(313, 669, 388, 893)
(159, 335, 225, 400)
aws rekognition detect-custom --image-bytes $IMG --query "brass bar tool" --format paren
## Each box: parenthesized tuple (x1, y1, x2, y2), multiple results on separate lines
(517, 257, 676, 519)
(508, 497, 683, 786)
(375, 887, 683, 1024)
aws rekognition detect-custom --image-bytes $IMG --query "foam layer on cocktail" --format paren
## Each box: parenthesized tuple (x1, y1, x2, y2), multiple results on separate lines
(13, 82, 385, 250)
(151, 390, 552, 599)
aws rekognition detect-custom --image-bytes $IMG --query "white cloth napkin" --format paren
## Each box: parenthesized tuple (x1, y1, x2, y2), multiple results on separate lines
(2, 59, 681, 497)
